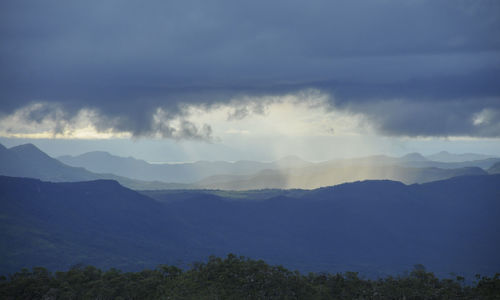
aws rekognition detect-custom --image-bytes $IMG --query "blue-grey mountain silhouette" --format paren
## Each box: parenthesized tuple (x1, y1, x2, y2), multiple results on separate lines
(1, 174, 499, 277)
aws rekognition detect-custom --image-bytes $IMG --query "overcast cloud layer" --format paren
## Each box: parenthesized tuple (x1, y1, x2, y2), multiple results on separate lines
(1, 0, 500, 139)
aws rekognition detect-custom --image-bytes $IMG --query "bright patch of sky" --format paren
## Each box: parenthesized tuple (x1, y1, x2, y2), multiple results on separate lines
(1, 90, 498, 162)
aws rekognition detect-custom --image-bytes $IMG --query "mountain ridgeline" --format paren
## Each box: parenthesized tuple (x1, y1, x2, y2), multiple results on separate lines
(2, 143, 498, 190)
(1, 143, 499, 278)
(57, 148, 500, 190)
(0, 143, 185, 190)
(1, 174, 499, 278)
(58, 152, 312, 183)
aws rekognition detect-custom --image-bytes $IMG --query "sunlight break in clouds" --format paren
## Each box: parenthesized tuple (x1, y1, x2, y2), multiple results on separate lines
(181, 90, 370, 140)
(0, 103, 130, 139)
(0, 90, 370, 142)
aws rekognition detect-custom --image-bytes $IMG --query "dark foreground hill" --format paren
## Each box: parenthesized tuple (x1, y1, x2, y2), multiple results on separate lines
(1, 175, 499, 278)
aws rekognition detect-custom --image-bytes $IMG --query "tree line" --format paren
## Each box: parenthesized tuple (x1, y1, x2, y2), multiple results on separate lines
(1, 254, 499, 299)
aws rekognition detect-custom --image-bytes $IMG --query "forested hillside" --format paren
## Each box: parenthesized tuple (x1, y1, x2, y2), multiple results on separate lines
(1, 175, 499, 278)
(1, 255, 499, 299)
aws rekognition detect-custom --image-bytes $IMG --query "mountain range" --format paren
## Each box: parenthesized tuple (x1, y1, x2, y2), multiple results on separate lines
(0, 143, 183, 190)
(58, 151, 311, 183)
(59, 147, 499, 189)
(1, 142, 499, 190)
(426, 151, 498, 162)
(195, 162, 488, 190)
(1, 174, 499, 277)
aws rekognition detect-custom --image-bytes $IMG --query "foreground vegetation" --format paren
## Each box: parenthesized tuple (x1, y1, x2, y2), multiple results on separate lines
(1, 255, 499, 299)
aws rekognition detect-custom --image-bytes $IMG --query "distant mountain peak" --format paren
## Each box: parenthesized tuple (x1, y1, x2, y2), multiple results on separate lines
(88, 150, 111, 154)
(79, 151, 114, 157)
(9, 143, 50, 157)
(400, 152, 427, 161)
(10, 142, 38, 150)
(61, 151, 148, 164)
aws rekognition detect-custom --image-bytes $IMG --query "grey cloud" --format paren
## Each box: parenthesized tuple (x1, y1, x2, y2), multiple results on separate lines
(153, 118, 214, 141)
(348, 98, 500, 138)
(227, 107, 250, 121)
(227, 101, 268, 121)
(174, 122, 213, 141)
(1, 0, 499, 138)
(24, 103, 65, 124)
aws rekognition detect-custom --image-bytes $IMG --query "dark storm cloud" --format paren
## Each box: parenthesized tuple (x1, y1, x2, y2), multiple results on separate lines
(1, 0, 499, 137)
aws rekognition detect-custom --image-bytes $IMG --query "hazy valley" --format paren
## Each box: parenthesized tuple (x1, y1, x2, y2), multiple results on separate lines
(4, 142, 494, 190)
(1, 174, 499, 279)
(1, 142, 499, 281)
(1, 1, 500, 297)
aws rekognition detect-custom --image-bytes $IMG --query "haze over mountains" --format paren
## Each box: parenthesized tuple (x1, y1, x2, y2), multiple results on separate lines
(0, 143, 182, 190)
(59, 150, 500, 184)
(1, 2, 499, 296)
(426, 151, 499, 163)
(1, 174, 499, 277)
(1, 142, 498, 190)
(1, 141, 499, 277)
(58, 151, 312, 183)
(59, 147, 499, 189)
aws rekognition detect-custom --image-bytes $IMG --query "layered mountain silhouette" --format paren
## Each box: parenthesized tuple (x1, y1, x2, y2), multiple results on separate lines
(0, 143, 183, 190)
(195, 163, 488, 190)
(57, 147, 498, 189)
(427, 150, 498, 163)
(58, 151, 312, 183)
(1, 174, 499, 277)
(1, 142, 498, 190)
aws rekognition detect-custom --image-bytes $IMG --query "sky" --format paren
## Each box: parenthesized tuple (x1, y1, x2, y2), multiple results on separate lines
(1, 0, 499, 162)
